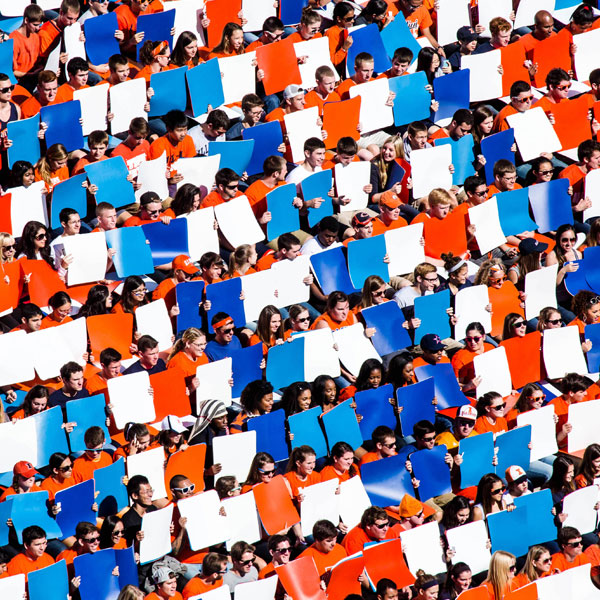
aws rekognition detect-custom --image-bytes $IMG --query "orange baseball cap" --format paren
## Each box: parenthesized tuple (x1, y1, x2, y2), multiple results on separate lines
(14, 461, 38, 478)
(380, 190, 402, 209)
(172, 255, 198, 275)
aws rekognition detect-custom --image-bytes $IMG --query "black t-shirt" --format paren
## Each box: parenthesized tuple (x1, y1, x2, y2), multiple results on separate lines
(48, 388, 89, 411)
(122, 358, 167, 376)
(121, 504, 158, 546)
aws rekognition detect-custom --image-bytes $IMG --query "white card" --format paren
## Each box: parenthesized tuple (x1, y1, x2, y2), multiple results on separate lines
(139, 504, 174, 564)
(177, 489, 229, 549)
(536, 564, 598, 600)
(474, 345, 512, 397)
(445, 520, 491, 574)
(8, 181, 48, 236)
(172, 154, 220, 191)
(108, 371, 155, 429)
(271, 255, 311, 307)
(189, 585, 231, 600)
(400, 521, 446, 576)
(338, 476, 372, 530)
(300, 478, 340, 537)
(242, 0, 276, 31)
(517, 405, 558, 461)
(126, 446, 168, 500)
(385, 223, 425, 277)
(437, 0, 471, 45)
(63, 231, 107, 285)
(241, 269, 279, 323)
(171, 0, 207, 47)
(454, 285, 492, 340)
(567, 399, 600, 453)
(348, 78, 394, 134)
(213, 431, 257, 482)
(284, 106, 322, 164)
(332, 323, 381, 378)
(183, 208, 219, 261)
(214, 195, 265, 248)
(73, 84, 109, 135)
(294, 37, 339, 89)
(234, 576, 278, 600)
(583, 166, 600, 221)
(468, 196, 507, 255)
(542, 325, 588, 379)
(462, 50, 503, 102)
(135, 152, 169, 202)
(524, 263, 558, 321)
(45, 43, 61, 79)
(293, 328, 341, 380)
(506, 106, 562, 162)
(135, 299, 174, 352)
(410, 145, 453, 199)
(573, 29, 600, 82)
(514, 0, 554, 28)
(109, 78, 148, 135)
(64, 22, 86, 61)
(0, 574, 26, 600)
(196, 358, 233, 409)
(0, 418, 38, 472)
(0, 330, 35, 387)
(0, 0, 29, 17)
(218, 52, 257, 105)
(222, 491, 262, 551)
(334, 162, 370, 212)
(562, 486, 599, 534)
(477, 0, 514, 36)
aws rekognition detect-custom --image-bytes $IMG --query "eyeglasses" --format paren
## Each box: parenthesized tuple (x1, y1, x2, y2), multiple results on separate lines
(491, 403, 506, 410)
(465, 335, 482, 343)
(342, 15, 355, 22)
(2, 244, 15, 251)
(547, 318, 562, 325)
(528, 394, 546, 402)
(566, 540, 583, 547)
(561, 237, 576, 242)
(514, 95, 533, 103)
(258, 468, 275, 477)
(83, 535, 100, 543)
(172, 484, 195, 494)
(457, 419, 475, 428)
(58, 464, 73, 472)
(588, 296, 600, 306)
(555, 83, 572, 91)
(296, 316, 310, 323)
(275, 547, 291, 553)
(512, 320, 526, 328)
(0, 84, 14, 94)
(423, 276, 439, 282)
(35, 232, 47, 241)
(373, 521, 390, 529)
(489, 275, 507, 284)
(239, 557, 255, 566)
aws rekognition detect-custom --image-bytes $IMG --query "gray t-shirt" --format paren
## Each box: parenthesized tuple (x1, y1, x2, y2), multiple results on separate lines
(392, 286, 421, 309)
(222, 565, 258, 591)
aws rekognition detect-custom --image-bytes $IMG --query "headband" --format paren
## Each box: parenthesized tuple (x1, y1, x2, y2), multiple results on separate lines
(420, 580, 438, 591)
(152, 41, 169, 57)
(214, 317, 234, 330)
(448, 259, 467, 274)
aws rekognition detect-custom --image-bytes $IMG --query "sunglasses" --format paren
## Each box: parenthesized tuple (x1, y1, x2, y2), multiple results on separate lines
(528, 394, 546, 402)
(146, 209, 161, 215)
(239, 557, 255, 566)
(588, 296, 600, 306)
(538, 169, 553, 175)
(112, 530, 124, 537)
(296, 316, 310, 323)
(474, 189, 489, 197)
(221, 328, 235, 334)
(87, 447, 103, 454)
(382, 441, 396, 448)
(566, 540, 583, 547)
(258, 468, 275, 477)
(555, 83, 571, 91)
(0, 85, 14, 93)
(541, 557, 552, 564)
(35, 233, 47, 240)
(373, 290, 386, 297)
(489, 275, 507, 284)
(58, 464, 73, 472)
(547, 318, 562, 325)
(512, 320, 526, 328)
(561, 237, 576, 242)
(342, 15, 355, 22)
(83, 535, 100, 543)
(275, 547, 291, 553)
(514, 95, 533, 103)
(422, 435, 436, 443)
(172, 484, 195, 494)
(2, 244, 15, 250)
(491, 486, 506, 494)
(465, 335, 482, 343)
(373, 521, 390, 529)
(457, 419, 475, 427)
(491, 403, 506, 410)
(225, 184, 239, 190)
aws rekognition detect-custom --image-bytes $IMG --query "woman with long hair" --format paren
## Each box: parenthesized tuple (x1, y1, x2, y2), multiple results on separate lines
(326, 2, 356, 68)
(167, 328, 208, 386)
(285, 445, 320, 501)
(507, 239, 547, 291)
(545, 224, 581, 310)
(312, 375, 339, 413)
(77, 284, 112, 318)
(575, 443, 600, 489)
(537, 306, 564, 332)
(501, 312, 528, 341)
(475, 392, 508, 435)
(472, 105, 495, 146)
(249, 305, 287, 356)
(0, 460, 39, 501)
(164, 183, 201, 218)
(512, 545, 552, 589)
(210, 23, 245, 58)
(39, 452, 75, 501)
(170, 31, 201, 68)
(11, 385, 49, 420)
(16, 221, 54, 268)
(386, 352, 416, 388)
(451, 322, 494, 394)
(569, 290, 600, 336)
(356, 275, 388, 312)
(157, 415, 189, 460)
(441, 562, 472, 599)
(99, 515, 127, 549)
(473, 473, 510, 520)
(339, 358, 384, 401)
(280, 381, 312, 417)
(481, 551, 517, 599)
(416, 47, 449, 84)
(439, 495, 472, 535)
(284, 304, 312, 335)
(583, 217, 600, 252)
(10, 160, 35, 189)
(34, 143, 68, 192)
(242, 451, 278, 492)
(135, 40, 171, 84)
(544, 454, 575, 508)
(226, 244, 257, 278)
(286, 8, 322, 43)
(320, 441, 358, 483)
(111, 275, 149, 314)
(0, 232, 17, 264)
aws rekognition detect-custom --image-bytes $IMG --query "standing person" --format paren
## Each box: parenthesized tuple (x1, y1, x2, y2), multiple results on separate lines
(10, 4, 44, 85)
(223, 542, 259, 591)
(481, 551, 517, 599)
(38, 0, 81, 62)
(326, 2, 355, 69)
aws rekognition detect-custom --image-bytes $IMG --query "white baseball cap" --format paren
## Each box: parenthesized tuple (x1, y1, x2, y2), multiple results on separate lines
(160, 415, 187, 434)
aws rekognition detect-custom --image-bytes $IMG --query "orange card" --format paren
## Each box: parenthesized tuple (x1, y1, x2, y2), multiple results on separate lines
(423, 210, 468, 259)
(325, 554, 365, 600)
(252, 475, 300, 534)
(149, 367, 191, 421)
(256, 40, 302, 95)
(452, 589, 488, 600)
(550, 95, 592, 151)
(500, 43, 530, 97)
(164, 444, 207, 500)
(0, 261, 23, 313)
(276, 556, 327, 600)
(0, 193, 12, 233)
(87, 313, 134, 359)
(500, 331, 542, 389)
(66, 281, 121, 305)
(322, 97, 361, 149)
(206, 0, 242, 48)
(506, 583, 538, 600)
(363, 539, 415, 589)
(488, 283, 524, 338)
(532, 33, 571, 88)
(21, 259, 67, 307)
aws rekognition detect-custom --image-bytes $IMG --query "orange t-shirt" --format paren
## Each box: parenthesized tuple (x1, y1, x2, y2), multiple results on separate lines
(182, 577, 222, 600)
(284, 470, 321, 500)
(299, 543, 347, 576)
(85, 372, 116, 396)
(311, 311, 357, 331)
(359, 451, 384, 466)
(40, 315, 73, 329)
(451, 344, 495, 383)
(245, 179, 282, 219)
(325, 26, 348, 66)
(0, 487, 19, 502)
(167, 351, 209, 378)
(152, 278, 177, 311)
(72, 451, 113, 483)
(560, 164, 586, 203)
(493, 104, 520, 133)
(304, 89, 342, 116)
(55, 82, 89, 104)
(401, 5, 433, 36)
(111, 140, 151, 175)
(474, 416, 508, 435)
(342, 525, 397, 555)
(550, 551, 591, 573)
(7, 552, 54, 578)
(371, 216, 408, 236)
(200, 189, 243, 209)
(39, 475, 75, 501)
(149, 135, 196, 167)
(147, 593, 183, 600)
(39, 19, 61, 57)
(34, 165, 69, 193)
(10, 30, 41, 75)
(255, 250, 279, 272)
(72, 154, 108, 176)
(319, 465, 357, 483)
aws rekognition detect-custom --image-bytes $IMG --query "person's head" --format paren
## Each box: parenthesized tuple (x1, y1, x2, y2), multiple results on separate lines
(84, 426, 105, 457)
(312, 520, 338, 553)
(413, 420, 436, 449)
(547, 454, 575, 493)
(474, 258, 507, 288)
(163, 109, 188, 142)
(475, 473, 505, 515)
(522, 545, 552, 581)
(537, 306, 563, 331)
(360, 506, 391, 540)
(23, 4, 44, 34)
(561, 372, 590, 403)
(171, 31, 199, 66)
(391, 47, 414, 76)
(570, 2, 595, 33)
(591, 68, 600, 97)
(473, 105, 495, 141)
(139, 39, 170, 67)
(441, 495, 472, 530)
(216, 22, 244, 54)
(533, 10, 554, 38)
(376, 579, 398, 600)
(87, 130, 109, 161)
(160, 415, 187, 449)
(379, 190, 403, 224)
(420, 333, 446, 363)
(136, 335, 160, 368)
(100, 347, 122, 378)
(414, 262, 438, 293)
(386, 352, 415, 388)
(13, 460, 38, 492)
(413, 570, 438, 599)
(312, 375, 338, 409)
(172, 254, 198, 282)
(303, 137, 326, 167)
(139, 191, 163, 220)
(577, 139, 600, 171)
(124, 423, 152, 452)
(23, 526, 47, 558)
(361, 275, 387, 308)
(255, 305, 284, 346)
(287, 304, 311, 332)
(487, 551, 517, 599)
(456, 25, 478, 52)
(37, 70, 58, 103)
(427, 188, 453, 219)
(202, 552, 228, 580)
(0, 73, 14, 105)
(333, 2, 355, 28)
(529, 156, 554, 184)
(453, 404, 478, 440)
(215, 168, 240, 200)
(489, 16, 512, 45)
(317, 216, 340, 246)
(75, 522, 100, 554)
(287, 445, 317, 476)
(57, 0, 80, 28)
(127, 474, 153, 507)
(260, 16, 285, 43)
(277, 232, 302, 260)
(19, 302, 43, 332)
(351, 211, 373, 239)
(267, 534, 292, 564)
(477, 391, 505, 421)
(241, 380, 274, 415)
(0, 231, 16, 264)
(558, 526, 583, 559)
(231, 541, 256, 574)
(117, 585, 144, 600)
(127, 117, 150, 146)
(169, 474, 196, 500)
(245, 451, 277, 485)
(330, 441, 355, 474)
(546, 67, 571, 101)
(578, 443, 600, 483)
(99, 515, 125, 549)
(152, 568, 177, 599)
(505, 465, 529, 496)
(282, 84, 306, 111)
(205, 109, 229, 138)
(326, 291, 350, 322)
(108, 54, 130, 82)
(177, 327, 207, 359)
(554, 223, 578, 262)
(354, 52, 375, 83)
(49, 290, 73, 320)
(448, 563, 472, 594)
(211, 312, 235, 344)
(398, 494, 426, 528)
(215, 476, 241, 499)
(509, 80, 533, 112)
(515, 382, 546, 414)
(281, 381, 312, 416)
(315, 65, 337, 95)
(66, 56, 89, 87)
(572, 290, 600, 324)
(502, 312, 527, 340)
(361, 0, 389, 26)
(171, 184, 201, 216)
(493, 159, 518, 190)
(241, 93, 264, 124)
(380, 134, 404, 163)
(407, 121, 428, 149)
(448, 109, 474, 139)
(200, 251, 224, 283)
(299, 7, 322, 39)
(355, 358, 384, 391)
(23, 385, 50, 417)
(60, 361, 84, 393)
(371, 425, 397, 457)
(45, 143, 69, 173)
(11, 160, 35, 188)
(96, 202, 117, 231)
(335, 136, 358, 165)
(442, 251, 469, 287)
(416, 47, 442, 78)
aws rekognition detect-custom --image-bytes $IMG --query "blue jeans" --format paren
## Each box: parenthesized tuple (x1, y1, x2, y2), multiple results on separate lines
(526, 456, 555, 487)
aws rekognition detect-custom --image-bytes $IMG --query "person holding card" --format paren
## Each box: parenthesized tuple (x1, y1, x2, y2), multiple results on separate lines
(10, 4, 44, 87)
(85, 347, 122, 395)
(167, 328, 209, 387)
(38, 0, 81, 60)
(111, 118, 151, 176)
(550, 526, 592, 573)
(512, 545, 554, 589)
(474, 392, 508, 435)
(342, 506, 398, 554)
(49, 361, 90, 412)
(325, 2, 356, 69)
(121, 474, 157, 546)
(0, 460, 40, 502)
(123, 192, 166, 227)
(559, 139, 600, 213)
(359, 425, 397, 466)
(21, 70, 60, 119)
(39, 452, 75, 501)
(34, 144, 70, 193)
(480, 550, 517, 599)
(148, 109, 196, 174)
(230, 380, 274, 433)
(299, 519, 347, 575)
(72, 426, 113, 483)
(10, 385, 49, 421)
(146, 567, 183, 600)
(305, 66, 341, 116)
(574, 443, 600, 489)
(41, 291, 74, 329)
(285, 445, 321, 503)
(473, 473, 513, 521)
(6, 525, 55, 578)
(371, 191, 409, 234)
(181, 553, 228, 599)
(55, 57, 90, 103)
(200, 168, 243, 208)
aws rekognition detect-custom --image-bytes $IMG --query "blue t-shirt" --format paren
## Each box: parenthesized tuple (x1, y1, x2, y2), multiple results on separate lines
(205, 337, 242, 361)
(122, 358, 167, 376)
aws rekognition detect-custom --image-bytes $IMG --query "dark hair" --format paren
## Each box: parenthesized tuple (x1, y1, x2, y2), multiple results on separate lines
(48, 451, 69, 473)
(510, 80, 531, 97)
(515, 382, 544, 413)
(354, 358, 384, 392)
(465, 321, 485, 337)
(127, 474, 150, 499)
(268, 534, 291, 552)
(170, 31, 198, 67)
(118, 276, 147, 313)
(476, 391, 502, 417)
(59, 207, 78, 225)
(244, 452, 276, 486)
(333, 1, 354, 21)
(319, 216, 340, 234)
(441, 496, 472, 530)
(561, 372, 589, 394)
(262, 16, 284, 33)
(312, 375, 338, 408)
(545, 454, 575, 495)
(475, 473, 503, 516)
(108, 53, 128, 71)
(360, 506, 388, 529)
(171, 183, 200, 216)
(99, 515, 124, 549)
(78, 285, 111, 318)
(376, 579, 397, 596)
(313, 519, 338, 541)
(558, 526, 581, 547)
(19, 303, 43, 321)
(386, 352, 415, 389)
(413, 419, 435, 439)
(452, 109, 473, 127)
(326, 441, 357, 477)
(577, 443, 600, 487)
(577, 139, 600, 162)
(100, 347, 121, 366)
(163, 109, 188, 131)
(215, 168, 240, 188)
(446, 562, 472, 597)
(84, 426, 105, 448)
(277, 232, 301, 252)
(326, 290, 349, 312)
(213, 22, 244, 55)
(206, 109, 230, 131)
(49, 291, 71, 310)
(546, 68, 570, 88)
(416, 47, 441, 84)
(67, 56, 88, 76)
(23, 526, 46, 546)
(137, 335, 158, 353)
(139, 40, 169, 65)
(372, 425, 395, 445)
(17, 221, 53, 267)
(280, 381, 312, 416)
(502, 312, 527, 341)
(240, 380, 274, 415)
(464, 175, 485, 194)
(22, 385, 50, 417)
(393, 47, 414, 63)
(60, 361, 83, 382)
(286, 445, 316, 474)
(304, 137, 326, 154)
(571, 3, 595, 26)
(215, 475, 238, 499)
(11, 160, 34, 187)
(203, 552, 228, 576)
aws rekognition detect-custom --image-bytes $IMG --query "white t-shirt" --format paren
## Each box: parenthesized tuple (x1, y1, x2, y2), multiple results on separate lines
(188, 125, 225, 156)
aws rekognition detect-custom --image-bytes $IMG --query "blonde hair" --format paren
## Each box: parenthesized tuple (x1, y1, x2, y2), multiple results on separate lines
(0, 232, 15, 264)
(373, 135, 405, 189)
(228, 244, 255, 276)
(35, 143, 68, 186)
(428, 188, 453, 207)
(474, 258, 506, 286)
(167, 327, 206, 362)
(116, 585, 145, 600)
(521, 545, 550, 583)
(485, 551, 516, 600)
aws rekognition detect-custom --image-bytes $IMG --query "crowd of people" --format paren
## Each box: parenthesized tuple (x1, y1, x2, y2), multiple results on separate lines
(2, 0, 600, 599)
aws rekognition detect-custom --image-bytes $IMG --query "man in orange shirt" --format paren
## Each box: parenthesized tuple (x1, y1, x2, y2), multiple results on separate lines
(115, 0, 151, 54)
(124, 191, 165, 226)
(487, 159, 523, 197)
(85, 347, 122, 396)
(533, 68, 572, 117)
(152, 254, 198, 310)
(200, 168, 243, 208)
(398, 0, 438, 48)
(57, 522, 101, 568)
(10, 4, 44, 85)
(55, 57, 89, 103)
(371, 191, 408, 235)
(551, 527, 592, 572)
(182, 553, 227, 600)
(149, 109, 196, 173)
(72, 426, 113, 483)
(382, 47, 414, 79)
(255, 232, 302, 271)
(343, 506, 398, 555)
(550, 373, 590, 450)
(337, 52, 379, 100)
(39, 0, 80, 59)
(258, 535, 291, 580)
(429, 108, 474, 144)
(246, 16, 285, 52)
(111, 117, 151, 177)
(72, 129, 109, 174)
(493, 80, 534, 133)
(559, 139, 600, 213)
(7, 526, 55, 578)
(20, 70, 59, 119)
(93, 202, 118, 233)
(299, 519, 347, 575)
(519, 10, 556, 61)
(245, 155, 288, 223)
(359, 425, 398, 466)
(304, 65, 341, 115)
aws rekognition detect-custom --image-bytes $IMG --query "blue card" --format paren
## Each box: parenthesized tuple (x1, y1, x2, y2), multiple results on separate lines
(564, 259, 594, 296)
(514, 489, 557, 546)
(380, 15, 421, 64)
(300, 169, 334, 227)
(85, 156, 136, 209)
(186, 59, 225, 117)
(94, 458, 128, 518)
(115, 546, 138, 588)
(585, 323, 600, 373)
(74, 548, 120, 600)
(495, 187, 538, 237)
(527, 178, 572, 233)
(321, 399, 363, 452)
(487, 507, 529, 556)
(7, 115, 40, 168)
(347, 24, 392, 76)
(205, 278, 245, 334)
(458, 431, 494, 488)
(243, 121, 284, 176)
(355, 384, 397, 440)
(208, 140, 255, 176)
(248, 409, 289, 462)
(432, 70, 470, 122)
(396, 378, 435, 438)
(0, 499, 12, 546)
(495, 425, 531, 476)
(385, 160, 406, 191)
(480, 129, 515, 185)
(280, 0, 309, 25)
(436, 134, 476, 186)
(554, 0, 580, 9)
(136, 9, 176, 59)
(347, 235, 389, 289)
(66, 394, 110, 453)
(142, 218, 189, 266)
(176, 280, 205, 333)
(388, 72, 431, 126)
(361, 454, 414, 507)
(34, 406, 69, 467)
(10, 491, 63, 543)
(414, 363, 469, 410)
(84, 12, 120, 65)
(310, 245, 357, 295)
(410, 445, 452, 501)
(105, 227, 155, 278)
(229, 344, 263, 397)
(149, 66, 188, 117)
(581, 246, 600, 294)
(55, 480, 96, 539)
(266, 337, 305, 391)
(28, 559, 70, 600)
(50, 173, 88, 228)
(288, 406, 328, 458)
(0, 39, 16, 84)
(361, 302, 413, 356)
(414, 289, 451, 341)
(267, 183, 300, 240)
(40, 101, 84, 152)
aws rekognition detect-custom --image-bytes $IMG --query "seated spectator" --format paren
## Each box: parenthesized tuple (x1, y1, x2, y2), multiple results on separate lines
(0, 460, 39, 502)
(205, 313, 242, 361)
(342, 506, 398, 554)
(230, 380, 274, 433)
(299, 519, 347, 575)
(223, 541, 259, 590)
(7, 525, 54, 578)
(72, 426, 113, 483)
(551, 527, 591, 572)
